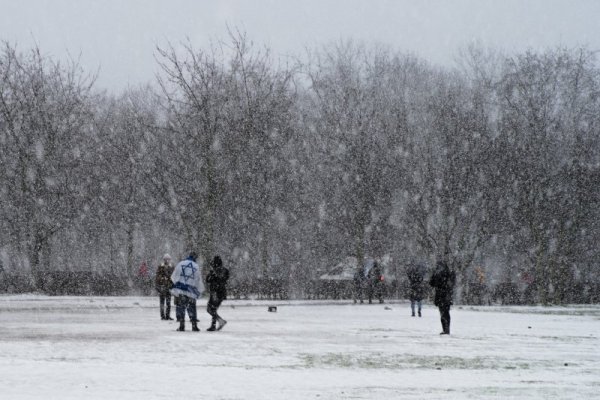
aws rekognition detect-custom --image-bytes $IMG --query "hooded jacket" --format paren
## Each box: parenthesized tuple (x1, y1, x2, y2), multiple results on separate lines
(407, 263, 427, 301)
(206, 257, 230, 300)
(429, 261, 456, 307)
(155, 261, 174, 292)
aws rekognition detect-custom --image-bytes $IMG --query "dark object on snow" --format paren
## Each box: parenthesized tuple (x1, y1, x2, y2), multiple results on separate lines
(177, 320, 199, 332)
(367, 261, 385, 304)
(407, 263, 426, 316)
(206, 255, 229, 331)
(268, 306, 277, 312)
(407, 263, 427, 301)
(155, 254, 174, 320)
(353, 268, 366, 304)
(174, 295, 199, 331)
(430, 261, 456, 335)
(207, 319, 227, 331)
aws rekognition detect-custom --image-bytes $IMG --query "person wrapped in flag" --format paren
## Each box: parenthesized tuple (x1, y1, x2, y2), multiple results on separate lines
(171, 251, 204, 332)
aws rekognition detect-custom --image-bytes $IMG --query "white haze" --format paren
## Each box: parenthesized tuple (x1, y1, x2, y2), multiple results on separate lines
(0, 0, 599, 92)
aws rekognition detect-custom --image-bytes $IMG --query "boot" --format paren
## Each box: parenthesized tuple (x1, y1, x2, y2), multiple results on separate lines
(166, 316, 174, 320)
(217, 318, 227, 331)
(191, 322, 200, 332)
(418, 310, 422, 317)
(206, 325, 216, 332)
(411, 312, 415, 317)
(176, 321, 185, 331)
(440, 320, 450, 335)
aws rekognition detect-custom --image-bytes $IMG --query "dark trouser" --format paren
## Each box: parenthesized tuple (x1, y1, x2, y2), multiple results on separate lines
(375, 284, 384, 303)
(175, 296, 197, 322)
(207, 293, 224, 326)
(159, 292, 171, 318)
(367, 284, 384, 304)
(411, 300, 422, 315)
(353, 283, 364, 303)
(438, 304, 451, 334)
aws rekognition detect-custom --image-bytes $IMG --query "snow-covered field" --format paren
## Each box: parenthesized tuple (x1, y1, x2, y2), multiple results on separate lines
(0, 295, 598, 399)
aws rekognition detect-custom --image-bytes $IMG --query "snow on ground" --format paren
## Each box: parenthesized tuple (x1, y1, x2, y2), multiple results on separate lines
(0, 295, 598, 399)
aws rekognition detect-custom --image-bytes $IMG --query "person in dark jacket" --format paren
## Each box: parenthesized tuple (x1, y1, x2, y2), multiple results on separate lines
(206, 255, 230, 331)
(353, 266, 366, 304)
(155, 254, 174, 320)
(368, 261, 385, 304)
(407, 263, 426, 317)
(429, 260, 456, 335)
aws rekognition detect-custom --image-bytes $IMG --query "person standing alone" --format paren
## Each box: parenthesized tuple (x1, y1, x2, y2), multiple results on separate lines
(155, 254, 174, 320)
(407, 263, 426, 317)
(171, 252, 204, 332)
(429, 260, 456, 335)
(368, 261, 385, 304)
(353, 266, 366, 304)
(206, 255, 229, 331)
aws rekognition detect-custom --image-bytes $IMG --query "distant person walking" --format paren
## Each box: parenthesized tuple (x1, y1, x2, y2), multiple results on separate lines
(368, 261, 385, 304)
(136, 260, 152, 295)
(155, 254, 174, 320)
(353, 266, 366, 304)
(407, 263, 426, 317)
(205, 255, 230, 331)
(171, 252, 204, 332)
(429, 260, 456, 335)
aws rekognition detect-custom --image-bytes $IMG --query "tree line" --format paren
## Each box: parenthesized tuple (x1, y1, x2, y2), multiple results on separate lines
(1, 34, 599, 304)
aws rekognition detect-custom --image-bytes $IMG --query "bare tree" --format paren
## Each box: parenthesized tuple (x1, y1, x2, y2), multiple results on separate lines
(494, 48, 600, 303)
(0, 43, 94, 289)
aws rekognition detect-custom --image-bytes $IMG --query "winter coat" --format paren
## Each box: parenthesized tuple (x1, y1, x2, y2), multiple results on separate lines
(138, 262, 149, 277)
(353, 269, 366, 288)
(429, 261, 456, 307)
(155, 262, 174, 294)
(170, 256, 204, 299)
(369, 263, 384, 287)
(206, 263, 230, 300)
(407, 264, 426, 301)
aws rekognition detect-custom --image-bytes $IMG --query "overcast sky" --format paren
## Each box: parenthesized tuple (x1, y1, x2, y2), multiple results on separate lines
(1, 0, 599, 93)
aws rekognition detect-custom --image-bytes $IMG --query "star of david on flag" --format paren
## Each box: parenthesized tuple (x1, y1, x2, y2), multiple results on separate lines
(181, 262, 196, 282)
